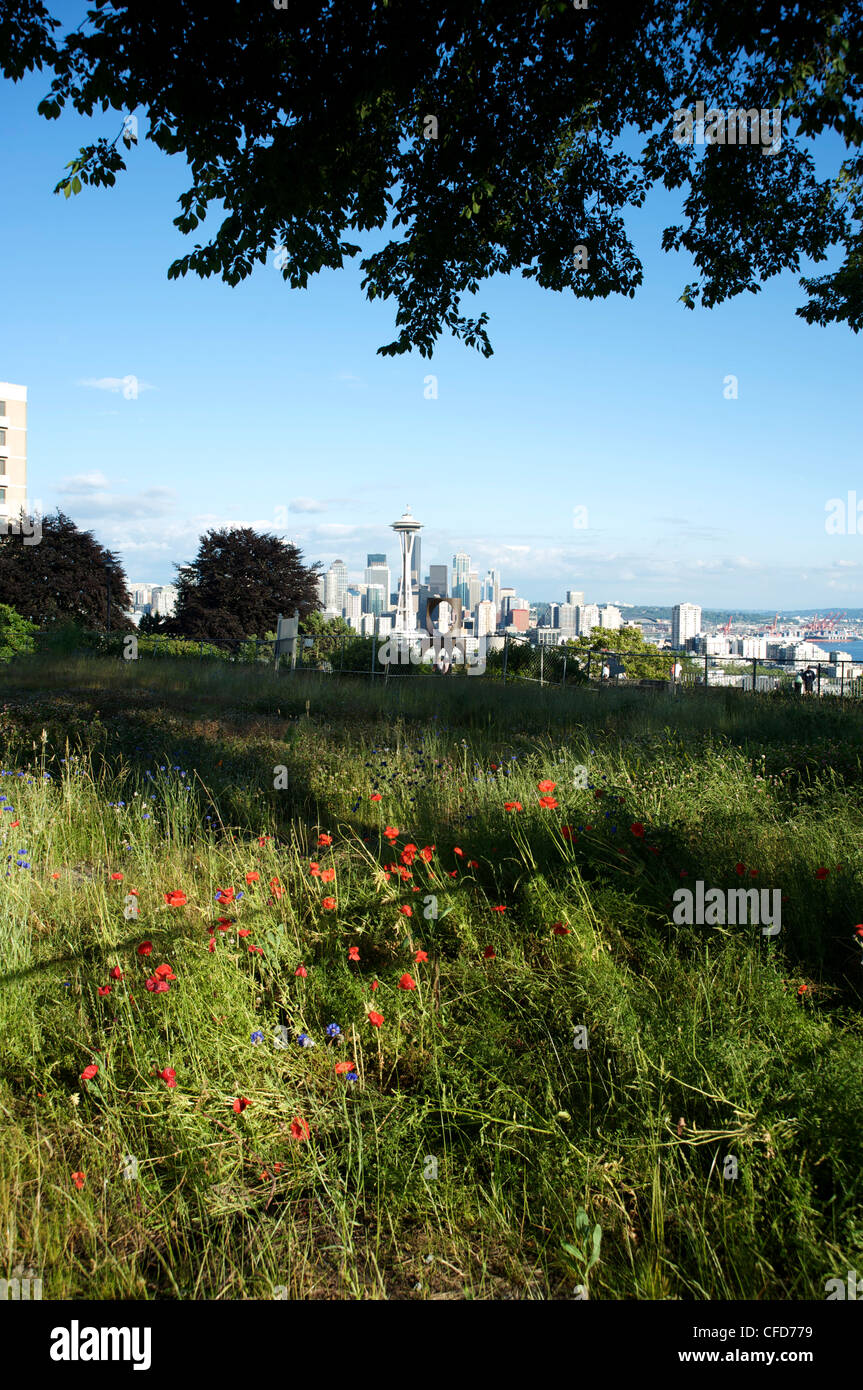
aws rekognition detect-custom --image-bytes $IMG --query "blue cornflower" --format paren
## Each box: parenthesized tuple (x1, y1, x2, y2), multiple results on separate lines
(250, 1031, 264, 1045)
(325, 1023, 341, 1038)
(346, 1072, 358, 1083)
(297, 1033, 316, 1048)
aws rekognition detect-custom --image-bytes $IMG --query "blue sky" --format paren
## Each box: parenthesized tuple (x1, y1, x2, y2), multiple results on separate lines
(1, 11, 861, 608)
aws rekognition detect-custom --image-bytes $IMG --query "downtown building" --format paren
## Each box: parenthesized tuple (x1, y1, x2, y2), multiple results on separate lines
(672, 602, 703, 649)
(0, 382, 27, 527)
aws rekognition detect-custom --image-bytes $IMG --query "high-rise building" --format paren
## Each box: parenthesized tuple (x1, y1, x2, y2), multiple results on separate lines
(559, 603, 578, 634)
(428, 564, 448, 595)
(566, 590, 585, 608)
(365, 560, 391, 605)
(344, 588, 363, 628)
(150, 585, 178, 618)
(0, 382, 27, 527)
(452, 552, 471, 607)
(599, 604, 621, 630)
(365, 583, 385, 616)
(367, 553, 386, 566)
(577, 603, 600, 636)
(476, 600, 496, 636)
(411, 537, 422, 593)
(468, 570, 481, 611)
(325, 559, 348, 613)
(672, 602, 702, 648)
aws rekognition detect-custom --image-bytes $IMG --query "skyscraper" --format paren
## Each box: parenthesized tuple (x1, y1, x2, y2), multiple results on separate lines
(672, 603, 702, 648)
(452, 552, 470, 607)
(325, 559, 348, 613)
(428, 564, 448, 594)
(365, 559, 391, 606)
(566, 590, 585, 608)
(0, 382, 27, 528)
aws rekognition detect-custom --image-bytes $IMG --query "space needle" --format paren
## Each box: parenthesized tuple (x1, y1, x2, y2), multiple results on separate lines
(391, 505, 422, 634)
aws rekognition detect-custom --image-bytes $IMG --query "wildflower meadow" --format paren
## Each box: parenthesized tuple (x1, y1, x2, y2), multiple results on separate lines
(2, 656, 862, 1300)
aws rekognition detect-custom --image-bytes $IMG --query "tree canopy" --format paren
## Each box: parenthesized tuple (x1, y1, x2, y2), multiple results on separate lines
(0, 510, 132, 630)
(2, 2, 861, 356)
(168, 527, 321, 643)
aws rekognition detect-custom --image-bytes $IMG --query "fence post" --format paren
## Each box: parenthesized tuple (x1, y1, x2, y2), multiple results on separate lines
(751, 657, 757, 693)
(817, 662, 822, 697)
(586, 650, 592, 682)
(704, 653, 708, 687)
(561, 654, 567, 688)
(540, 645, 544, 687)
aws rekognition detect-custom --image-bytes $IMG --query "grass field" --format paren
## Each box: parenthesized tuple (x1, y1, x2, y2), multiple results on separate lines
(2, 655, 863, 1300)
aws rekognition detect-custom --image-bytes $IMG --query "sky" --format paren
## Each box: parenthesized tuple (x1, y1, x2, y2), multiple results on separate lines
(1, 5, 862, 609)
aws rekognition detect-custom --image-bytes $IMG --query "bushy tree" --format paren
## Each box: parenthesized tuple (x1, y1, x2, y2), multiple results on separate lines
(571, 626, 693, 681)
(168, 527, 321, 644)
(4, 3, 861, 354)
(0, 510, 133, 631)
(0, 602, 37, 663)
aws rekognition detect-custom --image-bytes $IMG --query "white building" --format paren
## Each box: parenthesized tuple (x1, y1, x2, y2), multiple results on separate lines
(577, 603, 600, 636)
(672, 602, 702, 649)
(598, 604, 621, 630)
(476, 599, 496, 636)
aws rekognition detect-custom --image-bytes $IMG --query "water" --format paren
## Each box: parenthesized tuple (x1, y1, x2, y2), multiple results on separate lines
(811, 639, 863, 663)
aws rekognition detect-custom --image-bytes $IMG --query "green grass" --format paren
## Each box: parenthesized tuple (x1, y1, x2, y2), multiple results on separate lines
(1, 654, 862, 1299)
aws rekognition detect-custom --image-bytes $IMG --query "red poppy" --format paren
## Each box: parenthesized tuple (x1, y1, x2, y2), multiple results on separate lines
(153, 964, 176, 980)
(504, 801, 523, 812)
(258, 835, 273, 846)
(371, 979, 379, 991)
(383, 826, 399, 840)
(208, 939, 215, 953)
(321, 868, 336, 883)
(537, 780, 556, 793)
(468, 859, 479, 869)
(110, 872, 124, 881)
(630, 823, 645, 838)
(749, 869, 759, 878)
(414, 949, 429, 963)
(97, 985, 111, 997)
(137, 941, 153, 956)
(249, 944, 265, 955)
(561, 827, 575, 841)
(454, 847, 464, 857)
(238, 928, 251, 937)
(398, 972, 417, 991)
(309, 862, 321, 876)
(159, 1067, 177, 1088)
(335, 1061, 356, 1075)
(290, 1116, 311, 1140)
(735, 862, 746, 876)
(348, 946, 360, 961)
(538, 796, 559, 809)
(165, 890, 187, 907)
(71, 1171, 86, 1189)
(368, 1009, 384, 1026)
(483, 946, 496, 959)
(370, 793, 382, 802)
(322, 897, 337, 911)
(81, 1064, 99, 1082)
(295, 964, 308, 977)
(491, 905, 506, 913)
(52, 872, 61, 879)
(815, 867, 829, 880)
(798, 984, 809, 995)
(420, 846, 434, 862)
(399, 905, 413, 918)
(216, 887, 236, 904)
(109, 967, 124, 980)
(318, 833, 333, 846)
(552, 924, 570, 935)
(269, 876, 284, 898)
(233, 1097, 250, 1113)
(245, 871, 260, 884)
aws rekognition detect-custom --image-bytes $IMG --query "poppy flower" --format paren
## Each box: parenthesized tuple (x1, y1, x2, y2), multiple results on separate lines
(110, 872, 124, 881)
(81, 1064, 99, 1082)
(537, 780, 556, 793)
(561, 827, 575, 841)
(71, 1171, 86, 1189)
(483, 946, 496, 959)
(538, 796, 559, 809)
(454, 847, 464, 857)
(335, 1060, 356, 1075)
(399, 905, 413, 918)
(749, 869, 759, 878)
(233, 1097, 251, 1113)
(295, 964, 308, 977)
(318, 834, 333, 847)
(97, 985, 111, 997)
(855, 926, 863, 938)
(237, 928, 251, 937)
(208, 938, 215, 953)
(109, 967, 124, 980)
(798, 984, 809, 996)
(153, 963, 176, 980)
(248, 944, 264, 955)
(468, 860, 479, 869)
(165, 890, 187, 907)
(269, 876, 284, 898)
(815, 867, 829, 880)
(414, 949, 428, 963)
(245, 872, 260, 884)
(322, 897, 337, 910)
(491, 905, 506, 913)
(215, 887, 235, 905)
(420, 846, 434, 862)
(309, 862, 321, 876)
(383, 826, 399, 840)
(735, 863, 746, 876)
(258, 835, 272, 846)
(137, 941, 153, 956)
(52, 872, 61, 880)
(504, 801, 523, 812)
(367, 1010, 384, 1028)
(398, 973, 417, 990)
(630, 823, 645, 838)
(371, 979, 379, 991)
(370, 793, 382, 802)
(348, 946, 361, 961)
(552, 924, 570, 935)
(321, 868, 336, 883)
(290, 1116, 311, 1140)
(159, 1068, 177, 1088)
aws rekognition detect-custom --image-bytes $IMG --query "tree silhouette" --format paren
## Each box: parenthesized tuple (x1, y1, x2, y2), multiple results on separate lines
(168, 527, 321, 643)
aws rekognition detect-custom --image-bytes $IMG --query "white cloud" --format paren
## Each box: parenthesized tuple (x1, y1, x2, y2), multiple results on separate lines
(290, 498, 329, 513)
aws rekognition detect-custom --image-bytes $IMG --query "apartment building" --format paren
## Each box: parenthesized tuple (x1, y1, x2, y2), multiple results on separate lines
(0, 382, 27, 526)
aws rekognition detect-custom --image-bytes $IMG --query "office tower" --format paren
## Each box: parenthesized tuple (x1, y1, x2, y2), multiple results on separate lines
(559, 603, 577, 634)
(476, 600, 496, 636)
(411, 536, 422, 594)
(672, 602, 702, 648)
(509, 607, 530, 633)
(344, 588, 363, 628)
(391, 507, 422, 632)
(0, 382, 27, 527)
(577, 603, 600, 636)
(365, 583, 385, 616)
(325, 559, 348, 613)
(367, 553, 386, 566)
(365, 560, 391, 602)
(452, 552, 470, 607)
(566, 590, 585, 608)
(599, 604, 621, 630)
(315, 575, 326, 606)
(468, 570, 481, 611)
(150, 585, 178, 618)
(549, 603, 561, 629)
(428, 564, 448, 594)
